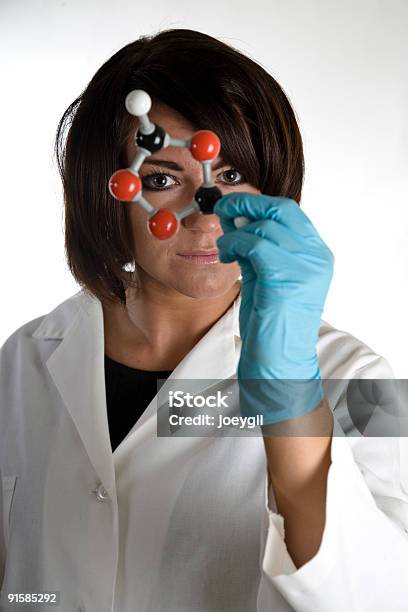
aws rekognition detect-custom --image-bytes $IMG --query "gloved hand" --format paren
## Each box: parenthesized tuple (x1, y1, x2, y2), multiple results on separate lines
(214, 192, 334, 426)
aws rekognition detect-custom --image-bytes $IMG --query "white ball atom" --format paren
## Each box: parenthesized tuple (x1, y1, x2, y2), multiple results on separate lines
(125, 90, 152, 116)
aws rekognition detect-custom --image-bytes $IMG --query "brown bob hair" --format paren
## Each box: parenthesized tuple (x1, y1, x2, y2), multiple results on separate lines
(55, 28, 305, 306)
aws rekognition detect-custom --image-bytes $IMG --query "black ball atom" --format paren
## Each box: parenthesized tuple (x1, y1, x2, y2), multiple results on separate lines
(195, 186, 223, 214)
(136, 125, 166, 153)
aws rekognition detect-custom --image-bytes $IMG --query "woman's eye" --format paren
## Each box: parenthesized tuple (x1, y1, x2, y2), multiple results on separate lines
(141, 172, 178, 191)
(219, 169, 245, 185)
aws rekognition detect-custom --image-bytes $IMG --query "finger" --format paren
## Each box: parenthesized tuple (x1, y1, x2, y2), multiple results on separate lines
(214, 192, 320, 239)
(217, 213, 237, 236)
(216, 229, 299, 277)
(238, 219, 311, 253)
(236, 256, 256, 285)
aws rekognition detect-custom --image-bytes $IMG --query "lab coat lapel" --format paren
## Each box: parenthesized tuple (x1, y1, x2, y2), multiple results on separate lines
(169, 294, 240, 380)
(32, 291, 117, 500)
(31, 289, 242, 495)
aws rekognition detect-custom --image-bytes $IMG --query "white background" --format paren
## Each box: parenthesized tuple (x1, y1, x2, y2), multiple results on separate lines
(1, 0, 407, 375)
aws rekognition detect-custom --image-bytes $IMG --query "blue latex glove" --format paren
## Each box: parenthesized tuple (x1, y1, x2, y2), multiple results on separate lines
(214, 192, 334, 426)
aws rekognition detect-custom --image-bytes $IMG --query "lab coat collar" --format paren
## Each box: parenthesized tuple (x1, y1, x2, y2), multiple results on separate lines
(31, 289, 241, 343)
(31, 289, 242, 498)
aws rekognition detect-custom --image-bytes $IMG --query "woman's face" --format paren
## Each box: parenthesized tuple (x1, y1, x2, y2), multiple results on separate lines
(125, 101, 261, 299)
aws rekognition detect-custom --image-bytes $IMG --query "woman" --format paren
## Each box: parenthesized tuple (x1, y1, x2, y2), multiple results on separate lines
(1, 29, 407, 612)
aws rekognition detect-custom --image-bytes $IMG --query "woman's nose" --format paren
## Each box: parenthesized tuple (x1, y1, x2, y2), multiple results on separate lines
(181, 211, 221, 232)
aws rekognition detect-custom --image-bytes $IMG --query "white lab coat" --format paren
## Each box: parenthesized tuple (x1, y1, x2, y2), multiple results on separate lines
(0, 288, 407, 612)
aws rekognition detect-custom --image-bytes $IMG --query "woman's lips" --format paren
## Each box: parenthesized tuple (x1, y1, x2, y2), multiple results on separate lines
(177, 250, 220, 264)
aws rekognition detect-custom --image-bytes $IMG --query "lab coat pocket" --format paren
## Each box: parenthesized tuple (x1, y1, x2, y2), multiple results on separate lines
(1, 475, 17, 552)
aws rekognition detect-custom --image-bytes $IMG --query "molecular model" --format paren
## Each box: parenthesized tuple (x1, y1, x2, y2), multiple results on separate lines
(108, 89, 224, 240)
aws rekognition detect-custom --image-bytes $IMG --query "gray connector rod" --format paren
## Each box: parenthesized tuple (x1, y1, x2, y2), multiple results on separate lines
(167, 136, 191, 148)
(133, 193, 156, 214)
(139, 115, 155, 135)
(176, 201, 201, 220)
(201, 160, 214, 187)
(129, 149, 149, 173)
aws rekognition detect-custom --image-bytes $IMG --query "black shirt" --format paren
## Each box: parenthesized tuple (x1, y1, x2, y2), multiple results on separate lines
(104, 354, 173, 451)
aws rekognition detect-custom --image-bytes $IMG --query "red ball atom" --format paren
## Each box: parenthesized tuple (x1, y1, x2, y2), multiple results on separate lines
(108, 169, 142, 201)
(190, 130, 221, 162)
(148, 209, 178, 240)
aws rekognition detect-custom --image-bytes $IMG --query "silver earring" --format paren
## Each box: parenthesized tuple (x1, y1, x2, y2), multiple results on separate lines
(123, 260, 136, 273)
